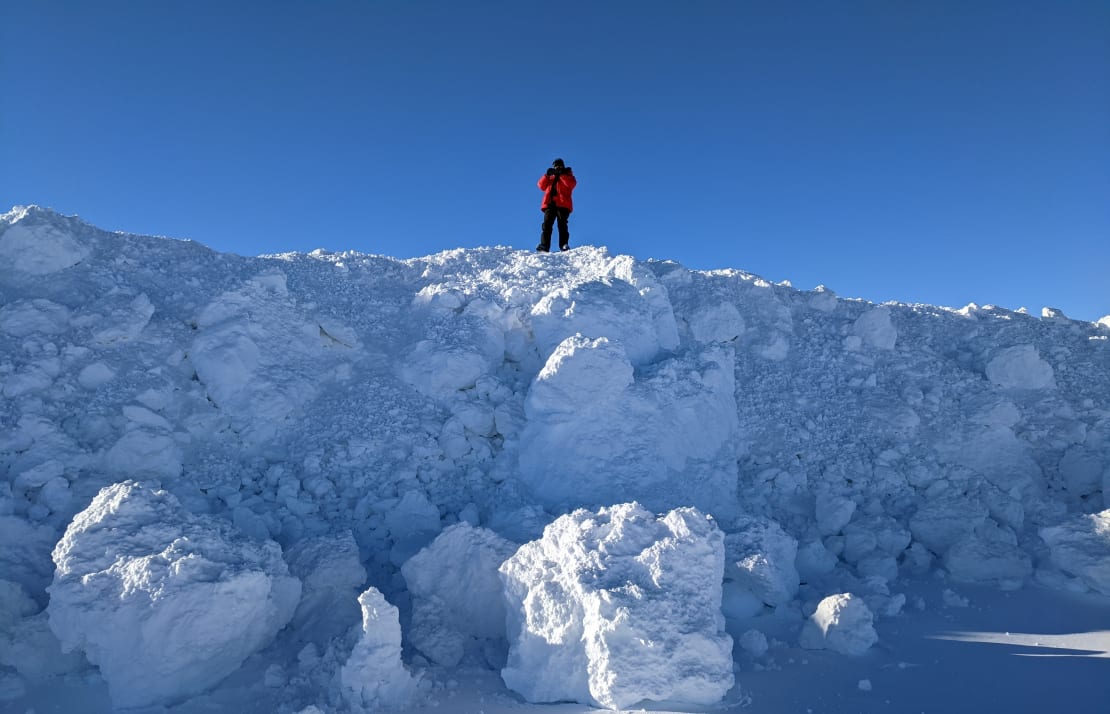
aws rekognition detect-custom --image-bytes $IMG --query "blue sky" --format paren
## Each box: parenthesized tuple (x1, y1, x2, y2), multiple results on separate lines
(3, 1, 1108, 320)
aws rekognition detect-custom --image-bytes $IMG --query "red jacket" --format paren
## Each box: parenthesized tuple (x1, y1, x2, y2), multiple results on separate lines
(538, 171, 577, 212)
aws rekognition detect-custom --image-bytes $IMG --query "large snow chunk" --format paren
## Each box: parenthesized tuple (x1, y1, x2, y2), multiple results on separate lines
(945, 528, 1032, 584)
(1040, 510, 1110, 596)
(0, 299, 70, 336)
(687, 301, 745, 344)
(531, 258, 678, 368)
(338, 587, 418, 712)
(800, 593, 878, 655)
(286, 532, 367, 642)
(909, 496, 989, 554)
(851, 307, 897, 350)
(724, 516, 799, 607)
(401, 523, 518, 667)
(499, 503, 734, 710)
(47, 481, 301, 708)
(985, 344, 1055, 390)
(189, 271, 345, 443)
(0, 221, 89, 275)
(519, 336, 739, 518)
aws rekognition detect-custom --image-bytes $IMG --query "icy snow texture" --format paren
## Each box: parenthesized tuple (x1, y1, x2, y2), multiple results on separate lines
(800, 593, 878, 655)
(1040, 510, 1110, 596)
(338, 587, 418, 712)
(401, 523, 518, 667)
(47, 481, 301, 708)
(499, 502, 734, 709)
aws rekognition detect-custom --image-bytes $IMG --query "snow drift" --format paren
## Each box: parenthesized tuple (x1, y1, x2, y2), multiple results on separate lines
(1, 205, 1109, 712)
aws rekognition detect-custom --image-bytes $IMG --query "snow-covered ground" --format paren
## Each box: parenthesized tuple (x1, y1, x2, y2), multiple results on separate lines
(1, 205, 1108, 713)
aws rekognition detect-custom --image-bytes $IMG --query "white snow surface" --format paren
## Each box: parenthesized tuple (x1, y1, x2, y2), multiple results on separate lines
(1, 205, 1109, 712)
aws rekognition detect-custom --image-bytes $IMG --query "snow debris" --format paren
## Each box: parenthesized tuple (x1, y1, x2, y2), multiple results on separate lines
(401, 523, 518, 667)
(1040, 510, 1110, 596)
(338, 587, 419, 712)
(499, 502, 735, 709)
(800, 593, 878, 655)
(46, 481, 301, 708)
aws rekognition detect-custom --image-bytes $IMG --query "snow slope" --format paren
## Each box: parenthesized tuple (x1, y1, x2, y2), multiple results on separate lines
(1, 205, 1109, 712)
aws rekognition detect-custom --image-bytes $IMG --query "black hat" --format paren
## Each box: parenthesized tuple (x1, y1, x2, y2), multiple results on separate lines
(552, 158, 565, 168)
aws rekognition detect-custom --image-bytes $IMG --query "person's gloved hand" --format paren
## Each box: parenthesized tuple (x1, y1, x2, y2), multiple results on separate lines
(546, 168, 556, 176)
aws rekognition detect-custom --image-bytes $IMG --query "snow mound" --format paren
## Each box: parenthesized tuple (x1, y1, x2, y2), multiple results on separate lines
(47, 481, 301, 708)
(1040, 510, 1110, 596)
(338, 587, 419, 712)
(499, 502, 735, 710)
(800, 593, 878, 655)
(401, 523, 518, 667)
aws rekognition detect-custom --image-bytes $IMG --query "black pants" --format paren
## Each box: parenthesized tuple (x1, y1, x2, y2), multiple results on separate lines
(538, 207, 571, 251)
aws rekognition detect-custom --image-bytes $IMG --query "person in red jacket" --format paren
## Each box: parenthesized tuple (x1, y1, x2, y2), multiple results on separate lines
(537, 158, 577, 252)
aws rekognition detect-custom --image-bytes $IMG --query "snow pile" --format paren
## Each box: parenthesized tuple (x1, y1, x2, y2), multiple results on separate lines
(799, 593, 878, 655)
(1040, 510, 1110, 595)
(338, 587, 418, 712)
(499, 502, 734, 710)
(401, 523, 518, 667)
(2, 206, 1110, 711)
(46, 481, 301, 708)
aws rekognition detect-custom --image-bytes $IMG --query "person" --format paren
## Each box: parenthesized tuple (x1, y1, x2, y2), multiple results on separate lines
(536, 158, 577, 252)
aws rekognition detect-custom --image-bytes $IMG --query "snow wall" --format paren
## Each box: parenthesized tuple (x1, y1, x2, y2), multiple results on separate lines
(2, 205, 1110, 710)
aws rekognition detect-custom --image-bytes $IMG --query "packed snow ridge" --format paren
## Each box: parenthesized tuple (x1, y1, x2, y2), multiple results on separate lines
(1, 204, 1109, 711)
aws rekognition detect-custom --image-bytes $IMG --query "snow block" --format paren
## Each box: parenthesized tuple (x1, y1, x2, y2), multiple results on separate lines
(851, 307, 897, 350)
(519, 336, 739, 518)
(338, 587, 418, 712)
(1040, 510, 1110, 596)
(945, 532, 1032, 584)
(47, 481, 301, 709)
(909, 496, 989, 554)
(724, 516, 800, 607)
(401, 523, 518, 667)
(285, 532, 367, 642)
(0, 219, 89, 275)
(985, 344, 1055, 390)
(800, 593, 878, 655)
(499, 502, 735, 710)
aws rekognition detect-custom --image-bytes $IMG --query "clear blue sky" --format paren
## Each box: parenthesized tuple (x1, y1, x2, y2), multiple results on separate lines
(3, 1, 1108, 320)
